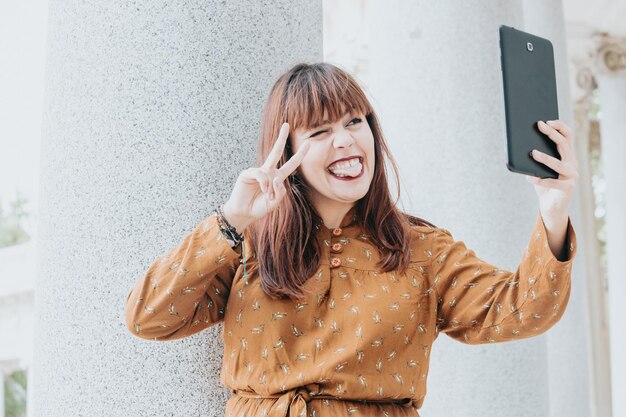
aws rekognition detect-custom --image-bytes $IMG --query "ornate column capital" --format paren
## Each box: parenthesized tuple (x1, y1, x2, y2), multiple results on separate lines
(594, 33, 626, 75)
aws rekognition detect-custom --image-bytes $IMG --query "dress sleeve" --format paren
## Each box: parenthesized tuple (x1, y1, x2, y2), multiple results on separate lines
(124, 213, 243, 341)
(432, 211, 577, 344)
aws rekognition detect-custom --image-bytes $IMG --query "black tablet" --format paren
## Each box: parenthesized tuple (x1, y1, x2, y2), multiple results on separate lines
(499, 25, 560, 179)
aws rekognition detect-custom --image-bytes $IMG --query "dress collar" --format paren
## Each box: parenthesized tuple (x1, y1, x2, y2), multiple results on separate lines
(314, 205, 359, 232)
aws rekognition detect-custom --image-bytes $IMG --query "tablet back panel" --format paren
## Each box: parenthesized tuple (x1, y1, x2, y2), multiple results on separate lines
(499, 25, 559, 179)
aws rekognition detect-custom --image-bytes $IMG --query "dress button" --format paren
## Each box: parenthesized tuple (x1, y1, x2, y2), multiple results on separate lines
(332, 227, 342, 236)
(331, 243, 343, 253)
(330, 257, 341, 268)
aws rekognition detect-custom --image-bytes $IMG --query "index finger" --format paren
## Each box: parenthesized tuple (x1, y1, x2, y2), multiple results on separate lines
(278, 139, 311, 177)
(546, 120, 572, 140)
(262, 122, 289, 169)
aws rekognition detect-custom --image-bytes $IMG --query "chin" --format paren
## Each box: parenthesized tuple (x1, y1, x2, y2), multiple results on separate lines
(335, 188, 370, 202)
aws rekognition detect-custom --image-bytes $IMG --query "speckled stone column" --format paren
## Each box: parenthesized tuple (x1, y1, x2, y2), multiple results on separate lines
(35, 2, 321, 416)
(364, 1, 589, 416)
(595, 48, 626, 417)
(523, 3, 593, 417)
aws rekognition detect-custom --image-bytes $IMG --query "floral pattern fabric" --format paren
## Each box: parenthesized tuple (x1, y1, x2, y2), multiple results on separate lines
(125, 207, 577, 417)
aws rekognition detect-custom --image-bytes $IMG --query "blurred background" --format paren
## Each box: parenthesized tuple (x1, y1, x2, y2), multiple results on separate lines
(1, 1, 624, 416)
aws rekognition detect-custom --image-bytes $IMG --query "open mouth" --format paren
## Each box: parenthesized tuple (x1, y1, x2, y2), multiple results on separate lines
(327, 157, 364, 180)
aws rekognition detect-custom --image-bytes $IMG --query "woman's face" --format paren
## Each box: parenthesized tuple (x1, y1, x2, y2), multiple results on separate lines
(290, 108, 375, 212)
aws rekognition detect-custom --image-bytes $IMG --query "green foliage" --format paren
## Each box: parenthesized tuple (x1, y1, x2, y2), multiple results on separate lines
(0, 193, 31, 412)
(0, 192, 30, 248)
(4, 369, 27, 417)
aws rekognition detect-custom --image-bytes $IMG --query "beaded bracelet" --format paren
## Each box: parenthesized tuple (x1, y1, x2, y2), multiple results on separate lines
(213, 205, 247, 281)
(214, 204, 244, 247)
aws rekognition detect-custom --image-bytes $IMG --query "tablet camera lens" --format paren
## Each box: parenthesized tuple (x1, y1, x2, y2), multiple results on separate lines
(527, 42, 534, 52)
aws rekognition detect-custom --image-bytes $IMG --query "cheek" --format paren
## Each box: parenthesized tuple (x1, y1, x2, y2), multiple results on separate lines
(368, 148, 376, 172)
(360, 136, 376, 172)
(298, 147, 327, 179)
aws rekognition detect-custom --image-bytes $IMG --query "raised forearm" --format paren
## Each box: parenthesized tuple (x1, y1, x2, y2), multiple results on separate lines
(540, 211, 570, 261)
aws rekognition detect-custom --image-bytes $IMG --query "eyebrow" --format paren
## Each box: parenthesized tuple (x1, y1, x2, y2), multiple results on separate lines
(309, 111, 350, 130)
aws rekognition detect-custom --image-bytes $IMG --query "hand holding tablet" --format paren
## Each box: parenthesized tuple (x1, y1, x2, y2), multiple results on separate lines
(500, 25, 563, 179)
(499, 26, 578, 231)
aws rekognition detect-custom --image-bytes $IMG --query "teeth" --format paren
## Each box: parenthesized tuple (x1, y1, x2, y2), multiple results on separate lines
(328, 157, 360, 171)
(329, 163, 362, 177)
(328, 158, 362, 178)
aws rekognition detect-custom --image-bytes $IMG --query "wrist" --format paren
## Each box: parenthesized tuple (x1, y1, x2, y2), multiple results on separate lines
(539, 210, 569, 261)
(221, 201, 253, 233)
(540, 208, 568, 231)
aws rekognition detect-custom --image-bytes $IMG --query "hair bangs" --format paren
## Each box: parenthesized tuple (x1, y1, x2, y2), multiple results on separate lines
(283, 67, 371, 133)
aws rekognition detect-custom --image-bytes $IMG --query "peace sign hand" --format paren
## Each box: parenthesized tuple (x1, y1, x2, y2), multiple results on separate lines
(222, 123, 311, 232)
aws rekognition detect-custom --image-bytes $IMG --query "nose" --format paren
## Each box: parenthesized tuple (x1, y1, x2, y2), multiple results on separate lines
(332, 128, 355, 148)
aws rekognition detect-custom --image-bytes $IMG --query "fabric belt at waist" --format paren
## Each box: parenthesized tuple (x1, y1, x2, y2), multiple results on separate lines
(232, 383, 414, 417)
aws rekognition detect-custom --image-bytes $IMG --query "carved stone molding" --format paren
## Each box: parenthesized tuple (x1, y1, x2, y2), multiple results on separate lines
(572, 61, 597, 136)
(594, 33, 626, 75)
(571, 33, 626, 135)
(575, 65, 597, 96)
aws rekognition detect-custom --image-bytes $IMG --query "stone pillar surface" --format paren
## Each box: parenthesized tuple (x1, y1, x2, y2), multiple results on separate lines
(35, 2, 322, 416)
(522, 1, 594, 416)
(596, 56, 626, 417)
(361, 1, 590, 416)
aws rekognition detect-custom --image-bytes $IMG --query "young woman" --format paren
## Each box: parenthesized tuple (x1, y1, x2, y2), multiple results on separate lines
(125, 62, 578, 416)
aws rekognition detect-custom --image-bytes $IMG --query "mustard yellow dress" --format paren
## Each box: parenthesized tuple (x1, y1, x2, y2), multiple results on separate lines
(125, 206, 577, 417)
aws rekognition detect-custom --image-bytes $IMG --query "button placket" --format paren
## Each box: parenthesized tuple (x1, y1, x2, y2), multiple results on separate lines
(329, 227, 344, 268)
(331, 242, 343, 253)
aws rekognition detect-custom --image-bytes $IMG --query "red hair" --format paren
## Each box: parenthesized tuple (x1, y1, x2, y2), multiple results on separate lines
(247, 63, 435, 301)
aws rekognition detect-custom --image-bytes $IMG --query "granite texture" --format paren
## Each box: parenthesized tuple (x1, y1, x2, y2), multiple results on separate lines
(35, 1, 322, 416)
